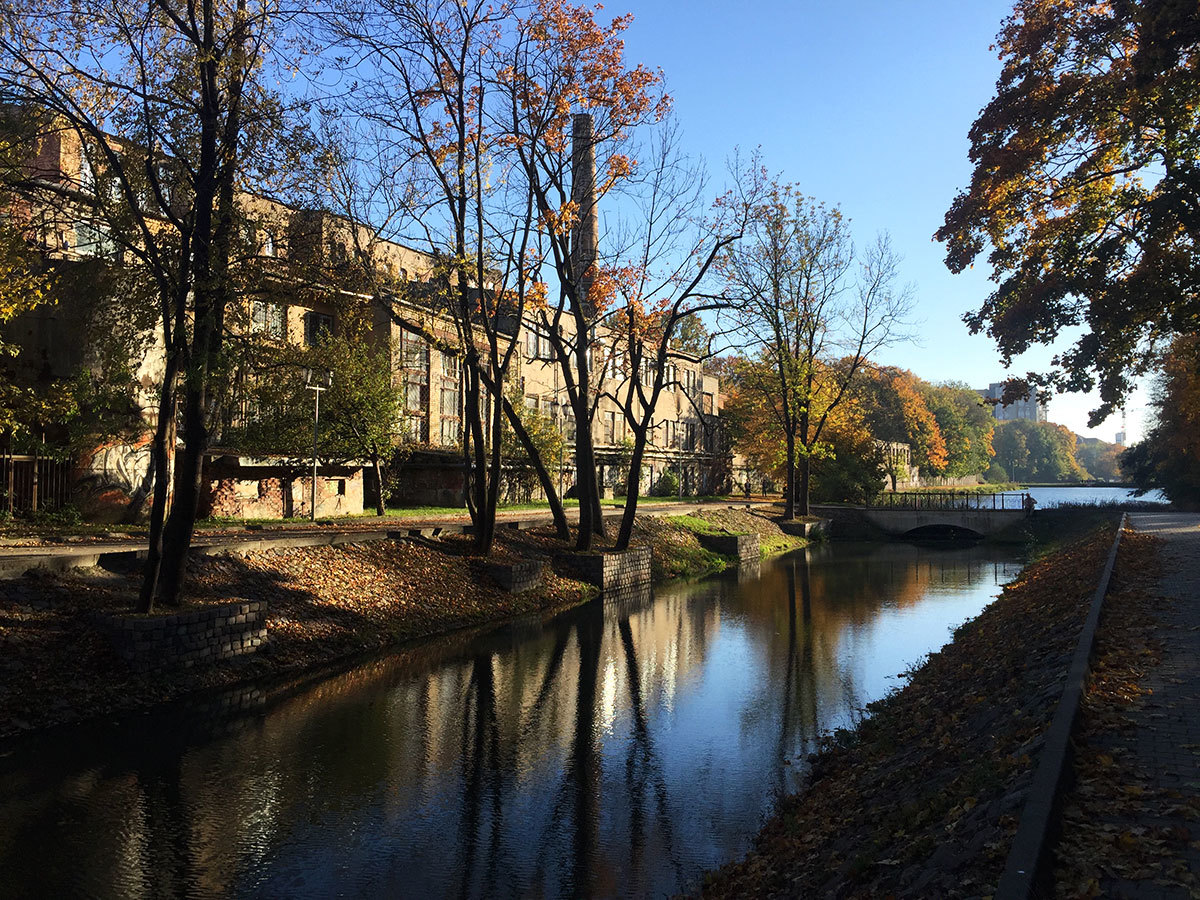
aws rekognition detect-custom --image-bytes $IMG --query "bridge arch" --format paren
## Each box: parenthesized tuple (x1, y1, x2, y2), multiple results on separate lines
(900, 523, 985, 540)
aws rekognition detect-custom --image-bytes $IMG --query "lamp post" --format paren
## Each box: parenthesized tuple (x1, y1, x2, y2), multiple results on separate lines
(304, 367, 332, 521)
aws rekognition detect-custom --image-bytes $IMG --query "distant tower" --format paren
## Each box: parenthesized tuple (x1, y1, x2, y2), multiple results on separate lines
(570, 113, 598, 317)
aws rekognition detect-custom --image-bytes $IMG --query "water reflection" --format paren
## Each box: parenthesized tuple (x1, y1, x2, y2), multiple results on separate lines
(0, 541, 1025, 899)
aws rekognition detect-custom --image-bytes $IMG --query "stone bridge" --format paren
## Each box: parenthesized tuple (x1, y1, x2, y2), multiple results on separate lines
(814, 493, 1031, 538)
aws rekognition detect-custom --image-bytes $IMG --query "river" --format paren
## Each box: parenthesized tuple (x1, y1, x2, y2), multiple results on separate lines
(1018, 485, 1168, 507)
(0, 541, 1030, 899)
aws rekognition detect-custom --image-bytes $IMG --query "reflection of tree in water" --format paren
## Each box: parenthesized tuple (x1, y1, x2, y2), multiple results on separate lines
(618, 613, 684, 890)
(0, 541, 1026, 899)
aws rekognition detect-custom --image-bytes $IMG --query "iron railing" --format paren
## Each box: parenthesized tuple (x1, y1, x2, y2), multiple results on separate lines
(0, 450, 72, 515)
(868, 491, 1032, 511)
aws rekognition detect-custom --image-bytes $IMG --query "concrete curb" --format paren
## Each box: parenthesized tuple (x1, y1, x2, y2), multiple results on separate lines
(996, 513, 1127, 900)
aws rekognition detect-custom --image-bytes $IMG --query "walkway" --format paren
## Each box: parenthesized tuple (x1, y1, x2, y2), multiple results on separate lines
(0, 499, 767, 577)
(1087, 512, 1200, 898)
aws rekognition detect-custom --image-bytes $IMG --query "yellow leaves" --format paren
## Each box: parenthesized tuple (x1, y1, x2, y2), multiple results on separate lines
(537, 199, 578, 236)
(527, 279, 549, 310)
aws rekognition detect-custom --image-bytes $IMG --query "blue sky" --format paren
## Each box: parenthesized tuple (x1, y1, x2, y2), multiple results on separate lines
(617, 0, 1146, 443)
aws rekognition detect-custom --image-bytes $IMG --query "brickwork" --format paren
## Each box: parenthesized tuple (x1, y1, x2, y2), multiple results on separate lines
(557, 546, 652, 592)
(96, 600, 268, 673)
(696, 532, 759, 563)
(485, 560, 545, 593)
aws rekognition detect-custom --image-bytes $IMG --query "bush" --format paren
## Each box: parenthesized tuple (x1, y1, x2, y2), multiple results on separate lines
(984, 462, 1010, 483)
(30, 504, 83, 527)
(651, 471, 679, 497)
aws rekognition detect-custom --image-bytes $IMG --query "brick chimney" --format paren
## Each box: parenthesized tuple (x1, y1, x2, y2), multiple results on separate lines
(571, 113, 598, 316)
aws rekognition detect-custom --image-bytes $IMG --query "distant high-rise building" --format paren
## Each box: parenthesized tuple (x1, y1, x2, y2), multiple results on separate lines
(1115, 431, 1126, 447)
(976, 383, 1048, 423)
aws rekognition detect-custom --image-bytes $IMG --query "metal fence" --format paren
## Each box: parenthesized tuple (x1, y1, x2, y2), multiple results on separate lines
(0, 451, 72, 515)
(869, 491, 1031, 511)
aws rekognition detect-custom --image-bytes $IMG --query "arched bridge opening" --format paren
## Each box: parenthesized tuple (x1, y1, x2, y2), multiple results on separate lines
(900, 523, 985, 541)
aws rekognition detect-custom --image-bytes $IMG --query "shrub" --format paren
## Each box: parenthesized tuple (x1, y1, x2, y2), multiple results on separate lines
(651, 471, 679, 497)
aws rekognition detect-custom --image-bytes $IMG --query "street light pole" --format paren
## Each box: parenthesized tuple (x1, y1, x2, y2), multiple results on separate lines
(305, 368, 332, 521)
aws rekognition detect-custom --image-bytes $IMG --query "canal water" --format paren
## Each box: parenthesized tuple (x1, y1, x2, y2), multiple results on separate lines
(0, 542, 1029, 899)
(1018, 485, 1168, 507)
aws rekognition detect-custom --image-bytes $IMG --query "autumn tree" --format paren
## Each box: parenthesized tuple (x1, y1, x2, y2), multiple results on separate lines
(992, 419, 1086, 483)
(721, 170, 913, 518)
(324, 0, 573, 549)
(721, 354, 885, 504)
(937, 0, 1200, 424)
(1074, 436, 1122, 482)
(496, 0, 670, 550)
(228, 324, 404, 516)
(0, 109, 69, 441)
(923, 381, 995, 479)
(0, 0, 304, 609)
(1121, 335, 1200, 506)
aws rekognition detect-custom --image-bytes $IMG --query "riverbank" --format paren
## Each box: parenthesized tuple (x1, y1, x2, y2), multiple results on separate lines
(701, 515, 1126, 898)
(0, 507, 803, 741)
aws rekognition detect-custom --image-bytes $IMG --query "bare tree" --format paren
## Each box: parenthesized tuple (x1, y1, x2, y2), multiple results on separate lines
(0, 0, 303, 609)
(603, 122, 761, 550)
(324, 0, 572, 550)
(494, 0, 669, 551)
(720, 167, 914, 518)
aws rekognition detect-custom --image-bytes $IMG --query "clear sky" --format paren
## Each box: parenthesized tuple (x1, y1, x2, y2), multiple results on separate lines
(616, 0, 1147, 443)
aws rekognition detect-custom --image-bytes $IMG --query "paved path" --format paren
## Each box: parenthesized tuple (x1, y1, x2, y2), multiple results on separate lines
(0, 499, 769, 577)
(1103, 512, 1200, 899)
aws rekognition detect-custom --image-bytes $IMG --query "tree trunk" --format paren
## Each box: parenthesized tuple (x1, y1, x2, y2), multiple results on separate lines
(137, 350, 181, 613)
(797, 453, 812, 518)
(156, 383, 208, 606)
(783, 430, 796, 520)
(614, 434, 647, 550)
(499, 395, 569, 540)
(372, 449, 386, 516)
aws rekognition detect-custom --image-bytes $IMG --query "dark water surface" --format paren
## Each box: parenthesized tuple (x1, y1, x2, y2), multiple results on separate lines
(0, 542, 1029, 899)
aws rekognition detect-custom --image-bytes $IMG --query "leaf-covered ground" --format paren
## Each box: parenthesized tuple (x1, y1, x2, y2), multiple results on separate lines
(0, 509, 799, 741)
(0, 533, 594, 740)
(1052, 527, 1200, 898)
(700, 520, 1122, 899)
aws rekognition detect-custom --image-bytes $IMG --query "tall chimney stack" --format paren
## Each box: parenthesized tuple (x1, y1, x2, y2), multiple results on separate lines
(571, 113, 598, 317)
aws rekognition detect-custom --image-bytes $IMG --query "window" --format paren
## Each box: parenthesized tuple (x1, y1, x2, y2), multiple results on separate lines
(603, 348, 624, 381)
(684, 421, 696, 451)
(250, 300, 285, 339)
(400, 331, 429, 441)
(683, 368, 698, 394)
(702, 392, 714, 415)
(304, 311, 333, 347)
(439, 354, 462, 447)
(524, 325, 554, 361)
(603, 410, 616, 444)
(336, 479, 347, 496)
(78, 151, 95, 194)
(74, 221, 116, 259)
(666, 420, 679, 448)
(261, 229, 276, 257)
(640, 359, 655, 386)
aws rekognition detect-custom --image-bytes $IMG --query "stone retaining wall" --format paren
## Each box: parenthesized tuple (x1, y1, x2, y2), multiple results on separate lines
(696, 532, 760, 563)
(485, 560, 545, 593)
(96, 600, 267, 673)
(557, 546, 652, 592)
